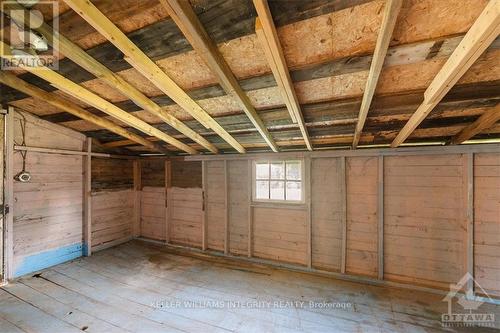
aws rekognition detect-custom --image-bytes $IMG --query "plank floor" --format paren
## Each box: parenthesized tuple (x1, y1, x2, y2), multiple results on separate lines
(1, 240, 499, 333)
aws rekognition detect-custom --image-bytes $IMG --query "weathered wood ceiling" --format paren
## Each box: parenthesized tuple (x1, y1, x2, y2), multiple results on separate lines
(1, 0, 499, 155)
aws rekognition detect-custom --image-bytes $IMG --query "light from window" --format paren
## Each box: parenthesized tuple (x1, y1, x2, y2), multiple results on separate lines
(254, 160, 302, 202)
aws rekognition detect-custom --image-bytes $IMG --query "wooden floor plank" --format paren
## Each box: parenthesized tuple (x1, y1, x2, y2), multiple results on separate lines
(81, 243, 447, 331)
(3, 282, 124, 333)
(18, 275, 183, 333)
(2, 241, 499, 333)
(0, 317, 27, 333)
(0, 290, 83, 333)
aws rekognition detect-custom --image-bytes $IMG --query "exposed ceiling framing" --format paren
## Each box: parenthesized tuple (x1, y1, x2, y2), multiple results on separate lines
(0, 0, 498, 156)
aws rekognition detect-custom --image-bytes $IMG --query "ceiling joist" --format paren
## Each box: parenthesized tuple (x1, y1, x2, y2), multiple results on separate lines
(451, 102, 500, 144)
(0, 70, 165, 153)
(63, 0, 245, 153)
(391, 0, 500, 147)
(0, 1, 218, 154)
(352, 0, 402, 149)
(0, 40, 197, 154)
(160, 0, 279, 152)
(253, 0, 312, 151)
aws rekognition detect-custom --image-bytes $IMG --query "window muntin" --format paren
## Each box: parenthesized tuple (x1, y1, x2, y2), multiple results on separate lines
(254, 160, 303, 202)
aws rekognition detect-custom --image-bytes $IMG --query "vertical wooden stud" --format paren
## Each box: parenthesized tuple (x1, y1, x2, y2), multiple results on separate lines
(133, 160, 141, 237)
(247, 159, 253, 258)
(378, 155, 384, 280)
(340, 156, 347, 274)
(82, 137, 92, 256)
(224, 160, 229, 255)
(4, 107, 14, 280)
(165, 160, 172, 244)
(202, 160, 207, 251)
(466, 152, 474, 295)
(306, 157, 312, 268)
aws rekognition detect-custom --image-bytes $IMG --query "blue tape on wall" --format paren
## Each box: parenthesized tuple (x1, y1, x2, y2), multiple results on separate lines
(14, 243, 83, 277)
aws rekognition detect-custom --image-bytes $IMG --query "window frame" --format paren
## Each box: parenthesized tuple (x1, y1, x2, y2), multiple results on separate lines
(252, 159, 305, 204)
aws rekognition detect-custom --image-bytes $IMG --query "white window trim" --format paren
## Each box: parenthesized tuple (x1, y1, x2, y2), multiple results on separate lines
(252, 159, 305, 204)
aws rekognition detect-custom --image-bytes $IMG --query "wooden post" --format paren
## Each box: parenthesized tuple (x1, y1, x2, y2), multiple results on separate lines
(378, 156, 384, 280)
(165, 160, 171, 244)
(82, 137, 92, 256)
(202, 160, 207, 251)
(340, 156, 347, 274)
(4, 107, 14, 280)
(133, 160, 141, 237)
(306, 157, 312, 268)
(247, 159, 253, 258)
(466, 152, 474, 295)
(224, 160, 229, 255)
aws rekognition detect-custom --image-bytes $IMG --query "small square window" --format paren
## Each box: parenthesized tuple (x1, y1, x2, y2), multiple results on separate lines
(253, 160, 303, 202)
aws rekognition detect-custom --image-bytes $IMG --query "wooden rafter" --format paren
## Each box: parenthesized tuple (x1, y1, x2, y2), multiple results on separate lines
(0, 70, 166, 153)
(391, 0, 500, 147)
(0, 1, 218, 154)
(160, 0, 278, 152)
(451, 102, 500, 144)
(253, 0, 312, 151)
(63, 0, 245, 153)
(352, 0, 402, 149)
(0, 41, 197, 154)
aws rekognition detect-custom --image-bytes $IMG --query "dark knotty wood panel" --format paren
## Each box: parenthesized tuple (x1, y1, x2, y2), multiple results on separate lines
(170, 160, 202, 188)
(91, 158, 133, 191)
(141, 159, 165, 187)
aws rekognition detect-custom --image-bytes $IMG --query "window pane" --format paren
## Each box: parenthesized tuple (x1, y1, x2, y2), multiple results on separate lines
(256, 181, 269, 199)
(286, 181, 302, 201)
(256, 162, 269, 179)
(286, 161, 301, 180)
(270, 181, 285, 200)
(270, 162, 284, 180)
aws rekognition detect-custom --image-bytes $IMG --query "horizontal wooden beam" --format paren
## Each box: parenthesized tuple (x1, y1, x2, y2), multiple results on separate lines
(451, 102, 500, 143)
(0, 1, 218, 154)
(352, 0, 402, 149)
(253, 0, 312, 151)
(64, 0, 245, 153)
(391, 0, 500, 147)
(0, 70, 165, 153)
(161, 0, 278, 152)
(0, 40, 196, 154)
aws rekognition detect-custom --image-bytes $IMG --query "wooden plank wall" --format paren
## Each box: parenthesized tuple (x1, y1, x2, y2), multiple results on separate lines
(91, 190, 134, 251)
(12, 112, 85, 277)
(384, 155, 467, 289)
(311, 158, 343, 271)
(227, 160, 250, 256)
(137, 159, 204, 244)
(139, 159, 165, 241)
(140, 186, 166, 241)
(205, 161, 225, 251)
(474, 153, 500, 297)
(168, 187, 203, 247)
(346, 156, 379, 278)
(90, 158, 135, 251)
(180, 150, 500, 295)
